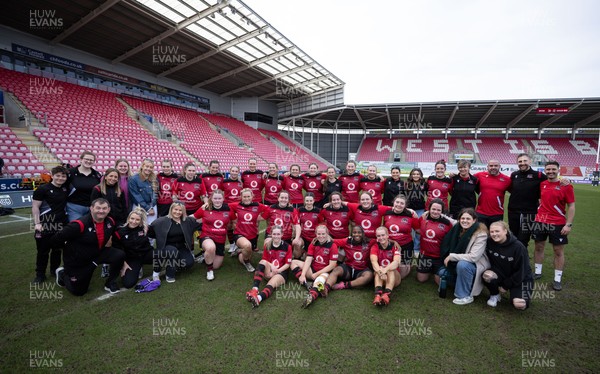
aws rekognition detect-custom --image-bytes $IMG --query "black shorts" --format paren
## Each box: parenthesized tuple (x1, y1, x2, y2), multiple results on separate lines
(531, 223, 568, 245)
(198, 237, 225, 256)
(273, 269, 290, 281)
(476, 213, 504, 228)
(232, 234, 258, 250)
(339, 263, 372, 281)
(400, 241, 414, 266)
(157, 203, 171, 217)
(416, 254, 444, 275)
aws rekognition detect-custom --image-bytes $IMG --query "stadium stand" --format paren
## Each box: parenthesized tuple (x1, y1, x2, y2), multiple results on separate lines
(0, 68, 193, 173)
(356, 137, 397, 162)
(259, 129, 329, 170)
(122, 97, 262, 171)
(0, 126, 45, 178)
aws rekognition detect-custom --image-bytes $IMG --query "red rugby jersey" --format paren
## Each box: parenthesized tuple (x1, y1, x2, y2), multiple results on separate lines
(418, 216, 453, 258)
(307, 241, 339, 272)
(346, 203, 388, 239)
(359, 177, 385, 205)
(297, 207, 321, 241)
(426, 176, 453, 211)
(302, 173, 326, 202)
(202, 172, 224, 194)
(474, 172, 511, 216)
(157, 172, 178, 205)
(382, 209, 419, 245)
(283, 175, 305, 204)
(262, 241, 292, 269)
(535, 181, 575, 225)
(263, 204, 299, 240)
(241, 170, 265, 202)
(333, 238, 371, 271)
(193, 204, 234, 244)
(229, 202, 269, 239)
(370, 241, 401, 270)
(222, 178, 243, 204)
(172, 176, 207, 213)
(339, 172, 363, 203)
(318, 205, 353, 239)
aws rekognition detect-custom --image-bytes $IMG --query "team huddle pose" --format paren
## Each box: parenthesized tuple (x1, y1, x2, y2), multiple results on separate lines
(32, 152, 576, 310)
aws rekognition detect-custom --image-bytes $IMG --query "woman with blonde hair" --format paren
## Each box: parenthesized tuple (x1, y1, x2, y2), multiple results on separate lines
(129, 158, 158, 224)
(114, 158, 133, 211)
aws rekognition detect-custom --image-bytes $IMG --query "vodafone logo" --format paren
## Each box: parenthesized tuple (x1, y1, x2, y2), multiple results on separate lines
(274, 218, 283, 226)
(270, 186, 278, 192)
(389, 224, 400, 233)
(309, 181, 316, 189)
(251, 181, 258, 188)
(184, 191, 194, 200)
(304, 220, 313, 229)
(316, 255, 325, 264)
(333, 220, 342, 228)
(211, 184, 218, 191)
(214, 220, 223, 229)
(368, 189, 375, 196)
(381, 259, 390, 266)
(426, 229, 436, 239)
(432, 189, 441, 198)
(244, 213, 253, 222)
(361, 220, 371, 229)
(272, 259, 280, 268)
(163, 184, 171, 190)
(291, 183, 298, 189)
(231, 189, 239, 196)
(348, 183, 356, 191)
(353, 252, 363, 261)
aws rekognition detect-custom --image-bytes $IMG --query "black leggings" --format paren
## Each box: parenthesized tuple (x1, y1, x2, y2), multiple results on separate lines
(62, 247, 125, 296)
(153, 245, 194, 278)
(122, 250, 161, 289)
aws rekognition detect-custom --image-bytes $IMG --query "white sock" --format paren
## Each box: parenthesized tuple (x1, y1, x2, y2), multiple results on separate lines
(152, 271, 160, 278)
(554, 270, 563, 282)
(535, 263, 542, 274)
(258, 295, 263, 302)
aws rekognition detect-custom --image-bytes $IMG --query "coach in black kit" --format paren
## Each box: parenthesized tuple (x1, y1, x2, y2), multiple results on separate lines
(54, 198, 125, 296)
(508, 154, 546, 248)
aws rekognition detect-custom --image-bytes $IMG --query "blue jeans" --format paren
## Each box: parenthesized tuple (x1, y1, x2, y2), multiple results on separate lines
(454, 260, 477, 298)
(413, 209, 425, 253)
(66, 203, 90, 221)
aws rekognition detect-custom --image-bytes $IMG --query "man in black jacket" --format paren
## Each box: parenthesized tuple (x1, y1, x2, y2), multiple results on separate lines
(54, 198, 125, 296)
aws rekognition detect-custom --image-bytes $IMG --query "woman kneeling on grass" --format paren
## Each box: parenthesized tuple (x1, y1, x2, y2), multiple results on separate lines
(483, 221, 534, 310)
(245, 226, 292, 308)
(291, 225, 339, 308)
(439, 208, 490, 305)
(370, 227, 401, 306)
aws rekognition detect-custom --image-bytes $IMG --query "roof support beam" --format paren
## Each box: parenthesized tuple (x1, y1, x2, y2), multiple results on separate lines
(112, 1, 230, 64)
(193, 47, 291, 88)
(386, 106, 393, 133)
(573, 111, 600, 131)
(353, 107, 367, 131)
(506, 103, 537, 129)
(259, 75, 329, 99)
(539, 99, 584, 130)
(51, 0, 121, 45)
(158, 26, 267, 77)
(474, 102, 498, 131)
(221, 65, 307, 96)
(445, 104, 459, 133)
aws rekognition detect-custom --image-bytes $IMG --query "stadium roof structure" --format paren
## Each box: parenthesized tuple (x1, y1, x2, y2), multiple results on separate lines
(278, 98, 600, 135)
(0, 0, 344, 101)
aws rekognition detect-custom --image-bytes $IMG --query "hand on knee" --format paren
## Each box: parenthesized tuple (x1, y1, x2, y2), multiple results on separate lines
(482, 270, 498, 283)
(513, 298, 527, 310)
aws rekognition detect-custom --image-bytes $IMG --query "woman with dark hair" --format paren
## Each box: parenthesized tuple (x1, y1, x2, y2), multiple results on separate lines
(302, 163, 326, 205)
(66, 151, 102, 220)
(245, 226, 292, 308)
(262, 190, 301, 248)
(190, 189, 234, 281)
(382, 194, 419, 279)
(318, 192, 353, 239)
(440, 208, 489, 305)
(114, 158, 133, 212)
(370, 227, 401, 306)
(321, 166, 342, 207)
(382, 166, 405, 206)
(449, 160, 479, 218)
(339, 160, 363, 204)
(157, 159, 179, 217)
(359, 165, 385, 205)
(344, 191, 388, 240)
(222, 165, 243, 255)
(172, 162, 207, 215)
(483, 221, 534, 310)
(326, 225, 374, 292)
(113, 209, 164, 288)
(129, 158, 158, 225)
(294, 193, 321, 259)
(283, 164, 305, 208)
(405, 168, 428, 216)
(91, 168, 127, 225)
(148, 202, 201, 283)
(264, 162, 284, 205)
(415, 198, 456, 285)
(426, 160, 453, 212)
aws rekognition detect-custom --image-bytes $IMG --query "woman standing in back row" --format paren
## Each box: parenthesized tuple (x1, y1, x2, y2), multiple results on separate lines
(129, 158, 158, 225)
